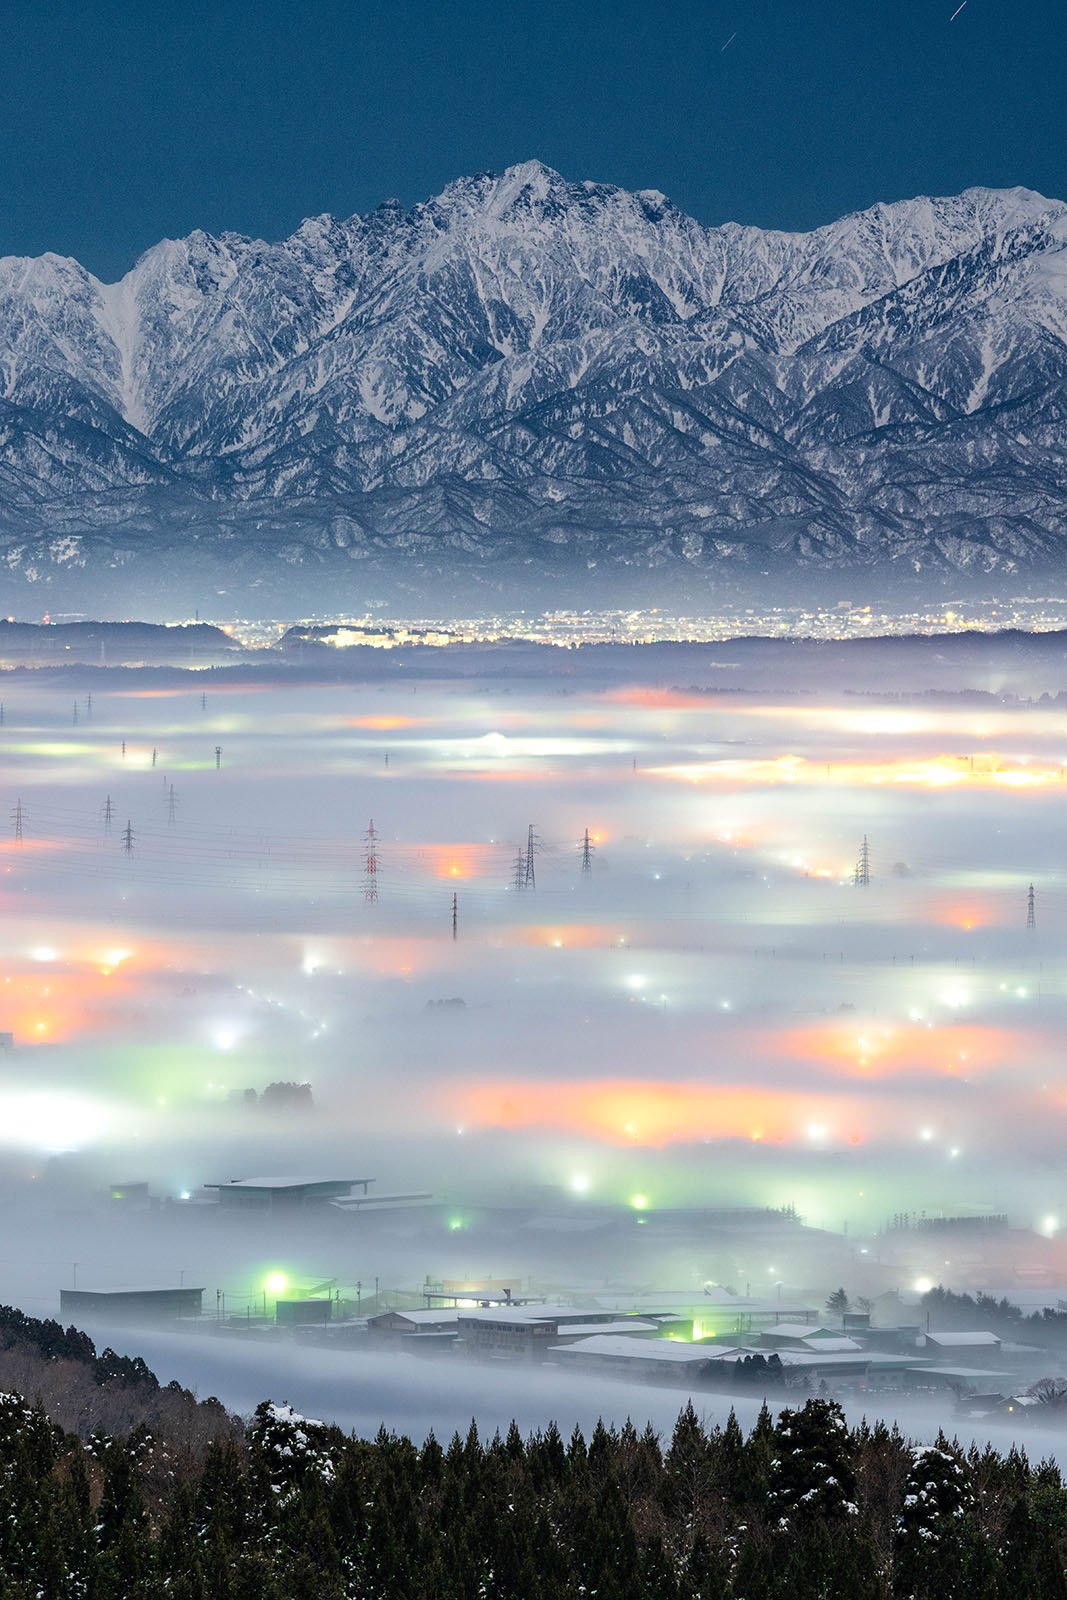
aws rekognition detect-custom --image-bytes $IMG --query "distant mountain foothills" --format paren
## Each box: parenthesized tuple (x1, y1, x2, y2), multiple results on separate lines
(2, 161, 1067, 611)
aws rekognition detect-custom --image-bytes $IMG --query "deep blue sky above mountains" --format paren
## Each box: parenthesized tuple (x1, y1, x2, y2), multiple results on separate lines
(2, 0, 1063, 281)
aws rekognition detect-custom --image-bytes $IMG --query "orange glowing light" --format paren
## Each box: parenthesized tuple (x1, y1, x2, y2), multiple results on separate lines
(777, 1020, 1022, 1079)
(348, 715, 422, 730)
(604, 687, 722, 710)
(421, 843, 503, 880)
(450, 1080, 858, 1146)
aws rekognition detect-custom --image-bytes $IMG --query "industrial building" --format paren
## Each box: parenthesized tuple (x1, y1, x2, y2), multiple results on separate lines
(205, 1176, 373, 1211)
(60, 1286, 204, 1323)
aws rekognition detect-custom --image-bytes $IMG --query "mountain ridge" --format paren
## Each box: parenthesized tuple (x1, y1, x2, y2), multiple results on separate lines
(1, 161, 1066, 610)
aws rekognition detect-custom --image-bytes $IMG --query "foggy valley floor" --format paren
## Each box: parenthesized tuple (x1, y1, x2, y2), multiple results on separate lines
(2, 637, 1067, 1446)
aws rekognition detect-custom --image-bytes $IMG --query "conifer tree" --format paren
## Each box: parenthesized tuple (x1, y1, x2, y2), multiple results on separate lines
(769, 1398, 858, 1525)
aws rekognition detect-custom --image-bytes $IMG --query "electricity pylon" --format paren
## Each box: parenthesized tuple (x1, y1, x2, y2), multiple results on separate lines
(579, 828, 595, 874)
(853, 835, 871, 887)
(12, 799, 23, 843)
(103, 794, 113, 835)
(451, 892, 458, 941)
(122, 820, 135, 855)
(524, 824, 539, 889)
(363, 819, 380, 904)
(1027, 882, 1036, 930)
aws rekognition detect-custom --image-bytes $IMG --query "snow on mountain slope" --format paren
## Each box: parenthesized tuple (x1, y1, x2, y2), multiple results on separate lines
(0, 162, 1066, 602)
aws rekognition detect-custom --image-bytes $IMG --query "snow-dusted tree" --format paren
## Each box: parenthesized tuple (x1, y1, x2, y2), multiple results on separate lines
(248, 1400, 341, 1503)
(894, 1442, 975, 1598)
(768, 1398, 858, 1525)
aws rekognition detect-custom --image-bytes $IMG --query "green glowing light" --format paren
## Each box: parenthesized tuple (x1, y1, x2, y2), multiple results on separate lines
(448, 1217, 464, 1231)
(629, 1193, 649, 1211)
(264, 1270, 289, 1295)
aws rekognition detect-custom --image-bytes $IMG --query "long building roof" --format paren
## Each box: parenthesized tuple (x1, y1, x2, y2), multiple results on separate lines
(206, 1176, 371, 1190)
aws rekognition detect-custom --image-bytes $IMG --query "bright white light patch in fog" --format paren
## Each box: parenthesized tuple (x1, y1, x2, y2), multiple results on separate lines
(0, 1090, 111, 1153)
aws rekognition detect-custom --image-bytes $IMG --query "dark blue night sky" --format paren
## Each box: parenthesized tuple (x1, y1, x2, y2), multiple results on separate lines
(3, 0, 1063, 279)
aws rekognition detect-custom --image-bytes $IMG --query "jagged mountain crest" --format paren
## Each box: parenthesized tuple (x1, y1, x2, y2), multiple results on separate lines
(0, 161, 1065, 601)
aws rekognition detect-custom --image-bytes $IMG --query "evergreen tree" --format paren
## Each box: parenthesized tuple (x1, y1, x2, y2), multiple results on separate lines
(894, 1443, 978, 1599)
(769, 1398, 858, 1526)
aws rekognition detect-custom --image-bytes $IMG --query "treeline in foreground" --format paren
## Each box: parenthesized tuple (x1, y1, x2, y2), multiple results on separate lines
(0, 1386, 1066, 1598)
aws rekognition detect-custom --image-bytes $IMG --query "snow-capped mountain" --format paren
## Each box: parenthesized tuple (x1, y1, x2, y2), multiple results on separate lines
(2, 160, 1066, 608)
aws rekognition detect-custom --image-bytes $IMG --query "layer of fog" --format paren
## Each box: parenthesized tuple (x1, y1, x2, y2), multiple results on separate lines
(1, 645, 1067, 1437)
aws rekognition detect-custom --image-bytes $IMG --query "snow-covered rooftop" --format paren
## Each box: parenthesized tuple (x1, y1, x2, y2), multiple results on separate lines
(922, 1331, 1001, 1346)
(551, 1335, 717, 1363)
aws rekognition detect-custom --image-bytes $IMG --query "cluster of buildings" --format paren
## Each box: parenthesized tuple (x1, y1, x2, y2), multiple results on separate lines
(224, 598, 1067, 652)
(364, 1292, 1037, 1403)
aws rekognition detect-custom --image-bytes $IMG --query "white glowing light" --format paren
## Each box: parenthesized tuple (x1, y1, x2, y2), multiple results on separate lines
(913, 1276, 934, 1294)
(212, 1027, 239, 1051)
(806, 1123, 827, 1141)
(1042, 1215, 1059, 1237)
(626, 974, 646, 991)
(30, 946, 57, 963)
(570, 1174, 590, 1195)
(940, 987, 970, 1009)
(0, 1090, 111, 1153)
(919, 1128, 934, 1142)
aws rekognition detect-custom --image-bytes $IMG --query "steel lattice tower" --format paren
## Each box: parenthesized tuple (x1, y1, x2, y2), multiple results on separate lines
(854, 835, 871, 886)
(524, 823, 538, 889)
(1027, 882, 1036, 930)
(363, 819, 380, 904)
(580, 828, 595, 874)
